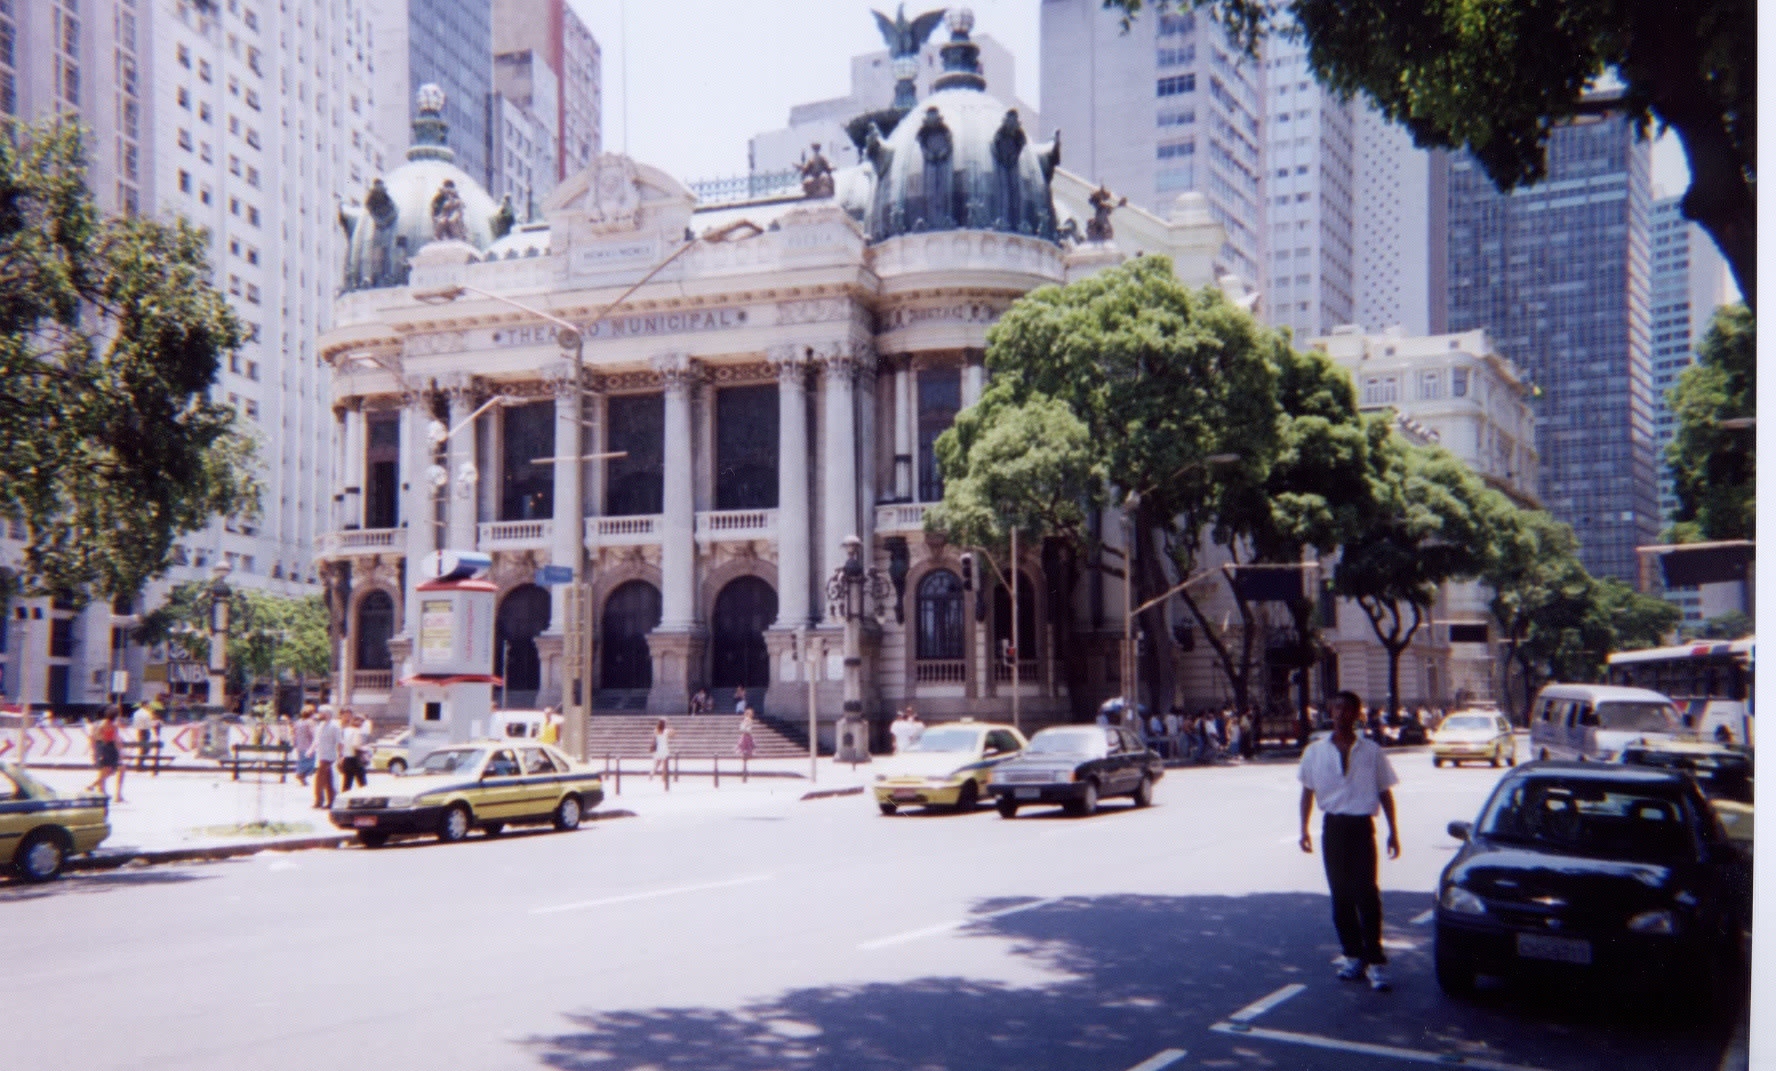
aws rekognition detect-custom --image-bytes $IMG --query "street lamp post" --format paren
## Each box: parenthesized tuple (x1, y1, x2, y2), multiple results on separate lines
(411, 219, 762, 761)
(826, 535, 891, 764)
(207, 562, 233, 712)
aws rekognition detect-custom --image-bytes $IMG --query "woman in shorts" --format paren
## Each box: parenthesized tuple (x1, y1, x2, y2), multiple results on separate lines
(85, 707, 124, 801)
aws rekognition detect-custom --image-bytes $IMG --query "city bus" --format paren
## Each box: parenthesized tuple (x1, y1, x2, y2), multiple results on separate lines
(1606, 638, 1754, 748)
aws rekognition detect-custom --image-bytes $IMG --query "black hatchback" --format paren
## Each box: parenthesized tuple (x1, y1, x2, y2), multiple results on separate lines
(1434, 762, 1749, 1008)
(987, 725, 1163, 817)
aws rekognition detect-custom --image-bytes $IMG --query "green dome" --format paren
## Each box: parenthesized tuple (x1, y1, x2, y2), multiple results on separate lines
(339, 85, 513, 292)
(863, 12, 1060, 244)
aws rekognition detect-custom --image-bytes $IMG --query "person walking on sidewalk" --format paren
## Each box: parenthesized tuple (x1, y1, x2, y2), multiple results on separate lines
(130, 698, 162, 771)
(85, 707, 124, 802)
(1298, 689, 1401, 992)
(649, 718, 674, 781)
(292, 706, 317, 786)
(338, 709, 368, 791)
(736, 708, 757, 762)
(309, 704, 342, 808)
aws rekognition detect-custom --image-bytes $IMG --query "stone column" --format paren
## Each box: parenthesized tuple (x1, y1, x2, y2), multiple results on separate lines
(770, 344, 811, 628)
(961, 348, 986, 408)
(546, 368, 584, 670)
(654, 353, 699, 630)
(892, 355, 913, 501)
(443, 379, 479, 550)
(401, 385, 437, 634)
(342, 400, 367, 529)
(819, 343, 860, 620)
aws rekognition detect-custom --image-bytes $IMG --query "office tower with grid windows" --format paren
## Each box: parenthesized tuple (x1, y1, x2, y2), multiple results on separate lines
(373, 0, 493, 188)
(1442, 109, 1656, 585)
(493, 0, 600, 184)
(1039, 0, 1265, 287)
(1261, 38, 1352, 337)
(1351, 105, 1443, 336)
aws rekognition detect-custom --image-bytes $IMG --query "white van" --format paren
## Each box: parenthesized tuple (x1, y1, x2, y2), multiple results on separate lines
(1528, 684, 1693, 762)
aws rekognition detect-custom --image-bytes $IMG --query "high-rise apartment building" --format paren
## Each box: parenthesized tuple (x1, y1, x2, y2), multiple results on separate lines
(1261, 38, 1352, 337)
(1442, 109, 1656, 584)
(1039, 0, 1265, 286)
(492, 0, 600, 183)
(1, 0, 379, 712)
(491, 48, 559, 219)
(374, 0, 493, 188)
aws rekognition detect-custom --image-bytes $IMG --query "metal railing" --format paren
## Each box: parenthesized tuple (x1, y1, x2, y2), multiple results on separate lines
(686, 167, 801, 206)
(914, 660, 967, 684)
(992, 661, 1040, 684)
(353, 670, 394, 691)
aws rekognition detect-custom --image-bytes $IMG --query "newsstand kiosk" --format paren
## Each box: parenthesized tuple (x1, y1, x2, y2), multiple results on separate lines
(401, 551, 499, 755)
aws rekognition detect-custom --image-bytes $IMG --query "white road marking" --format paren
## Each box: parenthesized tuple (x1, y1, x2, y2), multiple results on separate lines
(1123, 1048, 1188, 1071)
(857, 896, 1061, 951)
(1226, 982, 1305, 1023)
(530, 873, 774, 915)
(1410, 909, 1435, 925)
(1209, 1023, 1555, 1071)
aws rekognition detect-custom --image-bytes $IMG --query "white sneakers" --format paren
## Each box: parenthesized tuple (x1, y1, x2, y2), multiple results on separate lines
(1333, 957, 1391, 991)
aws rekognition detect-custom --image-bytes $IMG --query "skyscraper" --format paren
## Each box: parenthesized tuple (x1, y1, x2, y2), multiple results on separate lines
(1442, 109, 1656, 584)
(1039, 0, 1265, 286)
(492, 0, 601, 183)
(374, 0, 494, 188)
(1261, 37, 1352, 337)
(1351, 106, 1441, 336)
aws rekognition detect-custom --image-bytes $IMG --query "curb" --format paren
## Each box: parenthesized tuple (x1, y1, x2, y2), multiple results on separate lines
(799, 784, 865, 801)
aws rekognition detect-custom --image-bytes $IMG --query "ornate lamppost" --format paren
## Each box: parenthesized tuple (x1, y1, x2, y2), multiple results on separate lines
(826, 535, 892, 763)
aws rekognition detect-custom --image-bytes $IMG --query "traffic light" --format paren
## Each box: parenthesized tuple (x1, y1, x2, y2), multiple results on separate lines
(959, 552, 974, 590)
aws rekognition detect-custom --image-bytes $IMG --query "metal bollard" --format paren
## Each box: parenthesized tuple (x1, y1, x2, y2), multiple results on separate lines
(742, 756, 749, 784)
(713, 756, 720, 788)
(611, 755, 621, 796)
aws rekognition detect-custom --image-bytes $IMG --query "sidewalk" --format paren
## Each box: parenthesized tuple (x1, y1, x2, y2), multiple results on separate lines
(20, 756, 872, 872)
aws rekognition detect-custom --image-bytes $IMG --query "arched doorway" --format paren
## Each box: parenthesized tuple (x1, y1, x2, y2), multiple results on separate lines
(354, 591, 395, 672)
(710, 576, 776, 689)
(495, 584, 551, 704)
(601, 581, 661, 689)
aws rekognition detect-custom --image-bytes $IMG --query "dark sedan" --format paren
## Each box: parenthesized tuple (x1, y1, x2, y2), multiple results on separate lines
(1434, 762, 1749, 1009)
(987, 725, 1163, 817)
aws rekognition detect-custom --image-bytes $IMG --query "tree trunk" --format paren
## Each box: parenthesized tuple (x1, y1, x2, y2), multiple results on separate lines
(1045, 538, 1094, 721)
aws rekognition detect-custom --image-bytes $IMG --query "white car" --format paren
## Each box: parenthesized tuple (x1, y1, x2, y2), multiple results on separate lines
(1431, 710, 1517, 768)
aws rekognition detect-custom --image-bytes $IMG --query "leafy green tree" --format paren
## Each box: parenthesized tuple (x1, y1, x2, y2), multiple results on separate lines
(1479, 504, 1595, 720)
(1689, 609, 1752, 641)
(1336, 438, 1494, 718)
(1666, 303, 1754, 542)
(1588, 577, 1681, 655)
(1106, 0, 1756, 308)
(0, 120, 259, 605)
(932, 256, 1284, 714)
(137, 585, 329, 704)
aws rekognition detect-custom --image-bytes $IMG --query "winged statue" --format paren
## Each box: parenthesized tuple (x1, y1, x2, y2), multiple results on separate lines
(871, 5, 948, 59)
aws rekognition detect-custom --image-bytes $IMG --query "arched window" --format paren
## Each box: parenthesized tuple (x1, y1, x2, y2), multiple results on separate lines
(354, 591, 395, 670)
(495, 584, 551, 698)
(916, 570, 965, 660)
(601, 581, 662, 689)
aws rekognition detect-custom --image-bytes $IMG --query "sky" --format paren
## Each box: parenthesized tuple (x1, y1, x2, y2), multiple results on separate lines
(566, 0, 1689, 195)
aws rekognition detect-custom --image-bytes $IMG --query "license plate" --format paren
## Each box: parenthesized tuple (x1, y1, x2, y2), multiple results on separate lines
(1015, 788, 1040, 800)
(352, 816, 378, 829)
(1516, 933, 1591, 964)
(891, 790, 921, 802)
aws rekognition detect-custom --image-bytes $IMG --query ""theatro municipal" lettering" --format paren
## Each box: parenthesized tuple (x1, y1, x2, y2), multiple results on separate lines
(490, 307, 749, 347)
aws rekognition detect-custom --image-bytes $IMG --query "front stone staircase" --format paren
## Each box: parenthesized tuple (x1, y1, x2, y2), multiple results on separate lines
(584, 713, 809, 759)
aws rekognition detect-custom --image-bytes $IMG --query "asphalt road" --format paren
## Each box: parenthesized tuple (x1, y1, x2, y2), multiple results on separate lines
(2, 751, 1746, 1071)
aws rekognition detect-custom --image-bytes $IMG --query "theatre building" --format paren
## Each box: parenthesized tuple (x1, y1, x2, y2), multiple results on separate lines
(316, 14, 1234, 743)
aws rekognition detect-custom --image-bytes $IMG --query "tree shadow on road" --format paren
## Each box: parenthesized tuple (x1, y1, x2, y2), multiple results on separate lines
(525, 891, 1738, 1071)
(0, 864, 213, 901)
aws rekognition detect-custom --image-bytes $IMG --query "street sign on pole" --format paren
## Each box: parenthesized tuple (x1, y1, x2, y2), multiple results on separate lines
(535, 564, 575, 586)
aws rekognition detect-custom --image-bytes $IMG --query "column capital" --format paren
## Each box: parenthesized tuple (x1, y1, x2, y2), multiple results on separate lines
(650, 352, 702, 394)
(813, 339, 876, 383)
(400, 378, 433, 408)
(440, 373, 481, 405)
(767, 343, 809, 383)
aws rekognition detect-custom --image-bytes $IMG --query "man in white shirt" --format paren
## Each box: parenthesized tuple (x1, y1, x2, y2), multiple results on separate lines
(309, 705, 342, 808)
(1298, 690, 1401, 991)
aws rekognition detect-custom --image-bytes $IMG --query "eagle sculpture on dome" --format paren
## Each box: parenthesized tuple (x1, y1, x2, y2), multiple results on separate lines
(872, 5, 947, 59)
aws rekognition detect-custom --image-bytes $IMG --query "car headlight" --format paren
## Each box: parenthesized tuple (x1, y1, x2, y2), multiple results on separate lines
(1626, 909, 1676, 934)
(383, 796, 414, 808)
(1054, 770, 1075, 784)
(1440, 885, 1486, 915)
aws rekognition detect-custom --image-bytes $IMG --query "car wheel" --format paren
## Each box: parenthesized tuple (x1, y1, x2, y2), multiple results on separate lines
(388, 758, 406, 776)
(15, 830, 67, 882)
(996, 798, 1018, 819)
(1132, 775, 1154, 808)
(954, 780, 979, 813)
(553, 794, 583, 831)
(1490, 752, 1500, 768)
(1538, 748, 1550, 762)
(1432, 757, 1442, 768)
(1075, 779, 1098, 817)
(1434, 938, 1476, 998)
(1506, 747, 1516, 767)
(878, 802, 897, 816)
(356, 831, 389, 848)
(484, 822, 505, 837)
(438, 803, 472, 843)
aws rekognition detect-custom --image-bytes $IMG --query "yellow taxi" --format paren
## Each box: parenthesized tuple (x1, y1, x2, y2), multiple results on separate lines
(874, 720, 1027, 814)
(1431, 708, 1518, 768)
(1, 764, 110, 881)
(368, 728, 415, 773)
(330, 741, 603, 847)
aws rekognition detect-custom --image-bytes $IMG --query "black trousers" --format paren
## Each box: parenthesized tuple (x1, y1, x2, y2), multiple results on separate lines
(1322, 813, 1386, 965)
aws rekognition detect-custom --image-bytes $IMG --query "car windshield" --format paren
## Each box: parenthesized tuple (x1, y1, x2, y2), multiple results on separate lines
(1478, 777, 1695, 864)
(908, 727, 980, 753)
(1027, 729, 1108, 758)
(1596, 702, 1680, 732)
(1440, 716, 1495, 733)
(416, 748, 486, 775)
